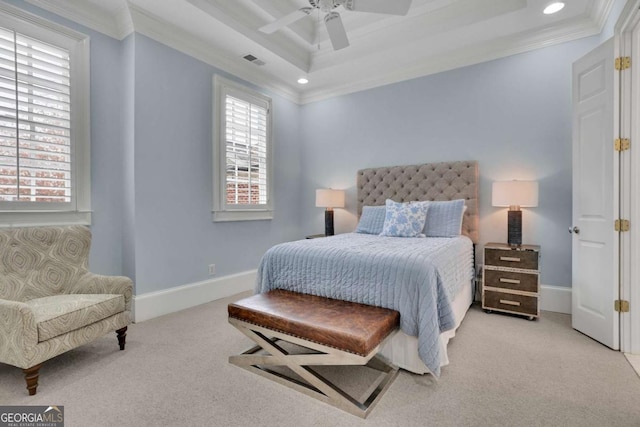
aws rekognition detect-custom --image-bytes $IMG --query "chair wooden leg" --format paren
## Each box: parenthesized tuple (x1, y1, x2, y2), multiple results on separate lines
(116, 326, 127, 350)
(23, 364, 42, 396)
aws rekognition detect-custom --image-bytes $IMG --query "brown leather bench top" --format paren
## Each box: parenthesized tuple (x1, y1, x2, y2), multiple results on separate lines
(228, 289, 400, 357)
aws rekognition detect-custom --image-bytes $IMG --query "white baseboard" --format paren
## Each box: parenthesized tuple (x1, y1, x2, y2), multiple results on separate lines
(132, 274, 571, 321)
(132, 270, 256, 322)
(624, 354, 640, 377)
(540, 284, 572, 314)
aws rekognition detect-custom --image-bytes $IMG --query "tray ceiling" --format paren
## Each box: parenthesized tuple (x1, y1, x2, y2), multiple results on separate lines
(23, 0, 615, 103)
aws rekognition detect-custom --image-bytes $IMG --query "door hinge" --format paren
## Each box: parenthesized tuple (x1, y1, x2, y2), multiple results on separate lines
(615, 219, 630, 232)
(615, 56, 631, 70)
(615, 138, 630, 151)
(615, 300, 630, 313)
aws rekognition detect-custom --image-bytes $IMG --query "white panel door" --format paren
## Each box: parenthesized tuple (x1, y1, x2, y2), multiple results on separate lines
(571, 37, 619, 349)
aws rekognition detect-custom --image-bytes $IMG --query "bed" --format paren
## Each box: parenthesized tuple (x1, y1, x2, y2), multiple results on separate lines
(255, 161, 479, 376)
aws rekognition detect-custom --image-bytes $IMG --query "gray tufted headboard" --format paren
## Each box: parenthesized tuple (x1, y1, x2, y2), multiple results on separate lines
(356, 160, 479, 244)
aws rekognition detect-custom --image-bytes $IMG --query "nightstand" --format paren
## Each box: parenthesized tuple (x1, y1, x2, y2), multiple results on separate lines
(482, 242, 540, 320)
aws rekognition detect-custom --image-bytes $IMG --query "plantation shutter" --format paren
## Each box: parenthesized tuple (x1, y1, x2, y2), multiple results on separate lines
(0, 26, 72, 204)
(224, 93, 268, 207)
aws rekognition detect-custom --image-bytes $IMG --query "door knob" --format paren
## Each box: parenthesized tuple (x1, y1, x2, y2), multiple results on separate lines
(571, 226, 580, 234)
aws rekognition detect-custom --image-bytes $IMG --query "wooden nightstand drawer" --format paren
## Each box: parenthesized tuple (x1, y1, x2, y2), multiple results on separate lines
(484, 248, 539, 270)
(484, 269, 538, 293)
(483, 243, 540, 320)
(483, 290, 538, 317)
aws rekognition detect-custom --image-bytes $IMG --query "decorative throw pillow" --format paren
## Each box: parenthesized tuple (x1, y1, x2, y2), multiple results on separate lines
(356, 205, 386, 235)
(379, 199, 428, 238)
(423, 199, 466, 237)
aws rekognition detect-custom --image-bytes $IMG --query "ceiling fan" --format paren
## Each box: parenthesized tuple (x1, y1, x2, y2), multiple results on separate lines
(259, 0, 413, 51)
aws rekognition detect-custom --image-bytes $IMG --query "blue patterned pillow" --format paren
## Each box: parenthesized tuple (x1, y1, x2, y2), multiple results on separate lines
(423, 199, 466, 237)
(379, 199, 429, 237)
(356, 205, 386, 234)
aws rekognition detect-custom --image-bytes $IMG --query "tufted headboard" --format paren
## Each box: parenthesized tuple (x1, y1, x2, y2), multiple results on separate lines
(356, 161, 479, 244)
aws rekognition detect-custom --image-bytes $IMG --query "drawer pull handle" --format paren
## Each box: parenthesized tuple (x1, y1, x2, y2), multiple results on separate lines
(500, 256, 521, 262)
(500, 278, 521, 284)
(500, 299, 521, 307)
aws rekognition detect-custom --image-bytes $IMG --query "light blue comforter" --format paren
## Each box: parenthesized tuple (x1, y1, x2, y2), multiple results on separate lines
(255, 233, 474, 376)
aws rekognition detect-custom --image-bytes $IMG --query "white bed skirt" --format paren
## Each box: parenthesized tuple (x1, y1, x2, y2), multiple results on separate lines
(377, 280, 474, 375)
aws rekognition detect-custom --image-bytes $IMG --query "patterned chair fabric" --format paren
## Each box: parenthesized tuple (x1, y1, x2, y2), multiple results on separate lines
(0, 225, 133, 385)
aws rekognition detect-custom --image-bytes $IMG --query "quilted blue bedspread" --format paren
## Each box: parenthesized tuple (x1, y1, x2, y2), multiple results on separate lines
(255, 233, 474, 376)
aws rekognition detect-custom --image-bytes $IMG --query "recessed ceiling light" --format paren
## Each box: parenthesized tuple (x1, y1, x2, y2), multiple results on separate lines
(543, 2, 565, 14)
(297, 78, 309, 85)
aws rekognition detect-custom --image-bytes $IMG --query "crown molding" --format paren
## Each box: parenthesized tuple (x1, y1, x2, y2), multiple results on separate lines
(22, 0, 130, 39)
(309, 0, 527, 71)
(298, 17, 601, 104)
(19, 0, 301, 102)
(127, 4, 301, 104)
(591, 0, 616, 31)
(114, 1, 134, 39)
(186, 0, 311, 72)
(0, 0, 88, 41)
(14, 0, 615, 106)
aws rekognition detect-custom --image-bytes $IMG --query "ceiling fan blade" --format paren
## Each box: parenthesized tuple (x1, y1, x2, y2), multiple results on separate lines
(259, 7, 312, 34)
(345, 0, 412, 16)
(324, 12, 350, 50)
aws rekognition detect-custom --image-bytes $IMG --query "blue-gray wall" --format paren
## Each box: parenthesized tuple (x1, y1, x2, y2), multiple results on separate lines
(4, 0, 629, 293)
(84, 30, 126, 277)
(295, 0, 628, 289)
(124, 34, 302, 294)
(298, 37, 602, 288)
(5, 1, 303, 295)
(2, 0, 127, 276)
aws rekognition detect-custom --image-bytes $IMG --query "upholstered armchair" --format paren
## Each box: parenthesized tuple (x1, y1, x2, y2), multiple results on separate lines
(0, 226, 133, 395)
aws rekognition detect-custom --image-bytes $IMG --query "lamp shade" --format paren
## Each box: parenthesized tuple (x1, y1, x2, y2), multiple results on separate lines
(492, 181, 539, 208)
(315, 189, 345, 208)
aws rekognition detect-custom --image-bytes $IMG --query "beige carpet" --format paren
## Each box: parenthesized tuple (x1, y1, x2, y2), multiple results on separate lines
(2, 292, 640, 427)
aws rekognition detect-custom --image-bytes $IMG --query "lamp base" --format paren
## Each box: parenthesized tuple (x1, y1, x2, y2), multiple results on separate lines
(507, 210, 522, 246)
(325, 209, 334, 236)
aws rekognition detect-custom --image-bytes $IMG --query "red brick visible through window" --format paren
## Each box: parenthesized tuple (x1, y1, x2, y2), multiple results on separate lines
(227, 183, 262, 205)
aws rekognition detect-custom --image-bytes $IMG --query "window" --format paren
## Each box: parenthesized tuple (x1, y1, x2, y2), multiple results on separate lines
(0, 4, 90, 226)
(213, 75, 272, 222)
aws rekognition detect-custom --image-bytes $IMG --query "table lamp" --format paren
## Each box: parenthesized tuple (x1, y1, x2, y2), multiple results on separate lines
(316, 189, 345, 236)
(492, 180, 538, 246)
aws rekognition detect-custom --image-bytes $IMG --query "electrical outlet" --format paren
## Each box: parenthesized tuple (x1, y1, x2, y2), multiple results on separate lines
(208, 264, 216, 276)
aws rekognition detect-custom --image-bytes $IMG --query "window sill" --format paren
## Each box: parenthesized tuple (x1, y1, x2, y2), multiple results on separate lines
(212, 210, 273, 222)
(0, 211, 92, 227)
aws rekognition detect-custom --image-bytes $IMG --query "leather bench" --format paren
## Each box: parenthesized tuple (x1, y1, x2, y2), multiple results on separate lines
(228, 289, 400, 418)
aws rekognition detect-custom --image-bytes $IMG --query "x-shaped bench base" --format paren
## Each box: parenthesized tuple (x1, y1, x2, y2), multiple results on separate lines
(229, 318, 399, 418)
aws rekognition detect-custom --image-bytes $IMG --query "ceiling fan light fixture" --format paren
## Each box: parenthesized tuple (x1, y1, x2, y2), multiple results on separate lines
(325, 11, 350, 50)
(319, 0, 336, 12)
(543, 2, 565, 15)
(297, 77, 309, 84)
(260, 0, 410, 50)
